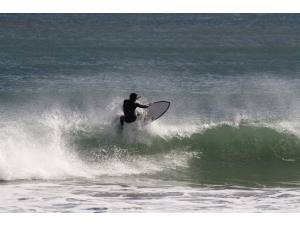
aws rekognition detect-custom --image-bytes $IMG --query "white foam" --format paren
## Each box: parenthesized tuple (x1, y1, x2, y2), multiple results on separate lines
(263, 120, 300, 138)
(93, 148, 193, 176)
(145, 120, 218, 139)
(0, 109, 94, 181)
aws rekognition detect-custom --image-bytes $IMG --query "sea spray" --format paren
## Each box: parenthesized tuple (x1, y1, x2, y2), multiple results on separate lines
(0, 109, 93, 180)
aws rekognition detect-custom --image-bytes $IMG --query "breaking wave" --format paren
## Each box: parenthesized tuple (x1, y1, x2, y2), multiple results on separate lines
(1, 103, 300, 186)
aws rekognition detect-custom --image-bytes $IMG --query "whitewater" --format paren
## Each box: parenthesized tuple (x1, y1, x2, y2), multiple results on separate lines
(1, 14, 300, 212)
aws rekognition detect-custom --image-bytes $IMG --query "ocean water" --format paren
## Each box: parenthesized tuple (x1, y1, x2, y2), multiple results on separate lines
(1, 14, 300, 212)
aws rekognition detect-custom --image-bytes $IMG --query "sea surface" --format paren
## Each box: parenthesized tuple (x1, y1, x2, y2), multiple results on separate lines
(1, 14, 300, 212)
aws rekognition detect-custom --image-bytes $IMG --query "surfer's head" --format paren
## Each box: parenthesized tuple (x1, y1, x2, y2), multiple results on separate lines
(129, 93, 139, 101)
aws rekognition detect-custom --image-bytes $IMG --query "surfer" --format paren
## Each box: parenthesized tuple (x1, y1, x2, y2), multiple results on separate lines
(120, 93, 149, 127)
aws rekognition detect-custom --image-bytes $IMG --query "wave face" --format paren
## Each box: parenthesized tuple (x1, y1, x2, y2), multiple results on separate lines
(1, 14, 300, 186)
(73, 121, 300, 162)
(188, 124, 300, 162)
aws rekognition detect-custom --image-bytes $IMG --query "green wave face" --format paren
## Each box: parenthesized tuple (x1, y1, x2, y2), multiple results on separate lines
(190, 124, 300, 162)
(186, 125, 300, 186)
(71, 123, 300, 186)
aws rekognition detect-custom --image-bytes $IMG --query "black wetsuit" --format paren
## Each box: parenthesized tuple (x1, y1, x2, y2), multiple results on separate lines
(120, 100, 148, 125)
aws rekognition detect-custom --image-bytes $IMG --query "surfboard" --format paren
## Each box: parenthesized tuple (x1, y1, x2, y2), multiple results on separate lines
(142, 101, 170, 124)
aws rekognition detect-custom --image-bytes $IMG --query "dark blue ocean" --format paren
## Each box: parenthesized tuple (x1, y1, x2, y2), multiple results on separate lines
(1, 14, 300, 212)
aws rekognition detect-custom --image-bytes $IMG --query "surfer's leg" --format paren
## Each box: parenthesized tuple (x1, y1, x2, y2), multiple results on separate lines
(120, 115, 125, 127)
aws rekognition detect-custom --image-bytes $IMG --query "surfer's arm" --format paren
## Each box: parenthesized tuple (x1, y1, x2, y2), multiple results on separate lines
(135, 103, 149, 108)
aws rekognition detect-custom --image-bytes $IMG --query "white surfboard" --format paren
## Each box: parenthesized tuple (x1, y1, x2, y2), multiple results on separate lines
(142, 101, 170, 124)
